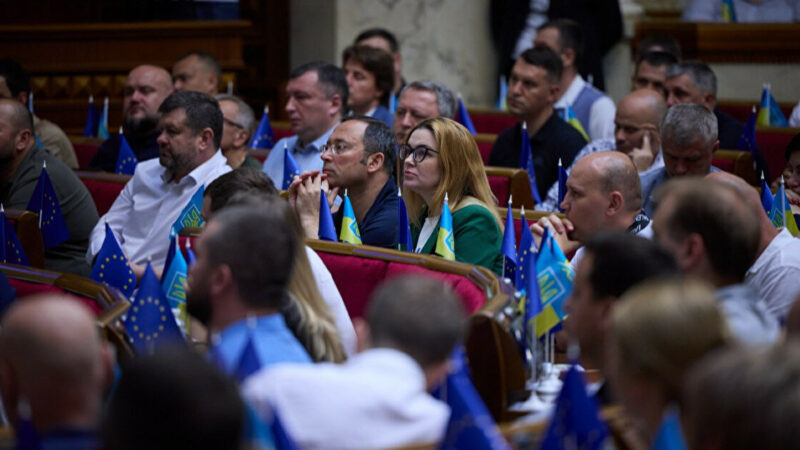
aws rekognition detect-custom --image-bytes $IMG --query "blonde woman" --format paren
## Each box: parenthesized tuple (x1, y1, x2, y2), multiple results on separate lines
(400, 117, 503, 274)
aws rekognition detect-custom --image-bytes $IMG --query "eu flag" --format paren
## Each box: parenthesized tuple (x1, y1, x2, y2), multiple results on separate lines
(438, 348, 510, 450)
(282, 145, 301, 190)
(125, 263, 184, 354)
(501, 202, 516, 281)
(161, 236, 188, 330)
(270, 407, 300, 450)
(318, 189, 337, 242)
(83, 95, 98, 138)
(339, 192, 362, 245)
(522, 245, 541, 347)
(435, 193, 455, 261)
(90, 223, 136, 298)
(519, 123, 542, 204)
(170, 185, 205, 237)
(26, 162, 70, 250)
(737, 106, 769, 180)
(98, 96, 110, 140)
(235, 333, 262, 383)
(559, 104, 589, 142)
(397, 188, 413, 251)
(652, 408, 688, 450)
(760, 173, 774, 215)
(515, 209, 533, 289)
(540, 364, 608, 450)
(557, 158, 568, 212)
(116, 129, 138, 175)
(250, 106, 275, 150)
(535, 232, 574, 338)
(456, 95, 477, 135)
(0, 205, 30, 266)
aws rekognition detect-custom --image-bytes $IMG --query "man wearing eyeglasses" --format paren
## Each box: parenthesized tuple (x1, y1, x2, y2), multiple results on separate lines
(288, 116, 398, 248)
(215, 94, 262, 169)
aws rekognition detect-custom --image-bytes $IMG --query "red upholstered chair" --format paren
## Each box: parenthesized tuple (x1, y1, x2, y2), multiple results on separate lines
(68, 136, 104, 169)
(75, 171, 130, 216)
(468, 108, 517, 135)
(272, 121, 294, 141)
(713, 150, 757, 185)
(476, 133, 497, 164)
(485, 167, 535, 209)
(717, 100, 793, 124)
(756, 126, 800, 181)
(5, 209, 45, 268)
(248, 148, 269, 163)
(178, 227, 203, 260)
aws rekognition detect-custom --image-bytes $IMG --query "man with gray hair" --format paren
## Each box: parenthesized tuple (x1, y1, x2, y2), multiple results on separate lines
(639, 103, 720, 216)
(392, 80, 456, 144)
(215, 94, 261, 169)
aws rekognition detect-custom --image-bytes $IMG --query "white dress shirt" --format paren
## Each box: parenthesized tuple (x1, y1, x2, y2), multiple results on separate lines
(242, 348, 450, 450)
(304, 246, 357, 355)
(87, 151, 231, 271)
(554, 75, 616, 141)
(745, 229, 800, 320)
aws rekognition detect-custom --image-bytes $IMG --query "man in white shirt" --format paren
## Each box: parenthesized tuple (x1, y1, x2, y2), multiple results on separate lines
(87, 91, 231, 275)
(534, 19, 615, 141)
(243, 275, 468, 450)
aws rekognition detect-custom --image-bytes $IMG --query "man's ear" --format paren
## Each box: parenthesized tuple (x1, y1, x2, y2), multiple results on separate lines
(607, 191, 624, 216)
(200, 128, 216, 151)
(548, 82, 561, 104)
(15, 129, 32, 153)
(233, 128, 250, 149)
(328, 94, 343, 117)
(682, 233, 706, 271)
(210, 264, 233, 299)
(366, 152, 385, 174)
(562, 48, 576, 69)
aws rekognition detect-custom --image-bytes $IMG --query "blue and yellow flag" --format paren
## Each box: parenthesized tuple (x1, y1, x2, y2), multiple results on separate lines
(501, 200, 516, 281)
(540, 364, 608, 450)
(27, 92, 34, 114)
(760, 173, 774, 215)
(0, 205, 30, 266)
(652, 408, 688, 450)
(721, 0, 737, 22)
(389, 92, 397, 114)
(456, 95, 477, 134)
(520, 123, 542, 204)
(170, 185, 205, 237)
(98, 96, 110, 140)
(496, 75, 508, 111)
(116, 128, 138, 175)
(397, 188, 413, 252)
(339, 192, 362, 245)
(756, 84, 788, 127)
(26, 162, 70, 250)
(558, 158, 568, 212)
(125, 263, 184, 354)
(90, 223, 136, 298)
(522, 243, 541, 346)
(282, 145, 301, 190)
(318, 189, 337, 242)
(161, 236, 188, 330)
(535, 231, 574, 338)
(83, 95, 98, 137)
(770, 179, 799, 236)
(559, 104, 589, 142)
(435, 193, 455, 261)
(249, 105, 275, 150)
(515, 208, 533, 289)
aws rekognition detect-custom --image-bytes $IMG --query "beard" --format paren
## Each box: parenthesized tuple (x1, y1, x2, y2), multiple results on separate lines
(123, 113, 159, 136)
(186, 287, 212, 327)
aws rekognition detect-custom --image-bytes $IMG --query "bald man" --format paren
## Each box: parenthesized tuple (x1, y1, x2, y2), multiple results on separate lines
(536, 89, 667, 212)
(707, 171, 800, 321)
(532, 152, 650, 266)
(0, 295, 112, 447)
(89, 65, 174, 172)
(172, 51, 220, 96)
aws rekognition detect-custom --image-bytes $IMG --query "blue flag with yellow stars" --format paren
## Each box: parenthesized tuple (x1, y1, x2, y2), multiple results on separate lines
(501, 202, 516, 281)
(170, 185, 205, 237)
(760, 173, 773, 215)
(26, 162, 70, 250)
(115, 130, 138, 175)
(519, 123, 542, 204)
(318, 189, 337, 242)
(540, 364, 608, 450)
(522, 246, 541, 346)
(90, 223, 136, 298)
(250, 106, 275, 150)
(125, 263, 184, 354)
(535, 231, 574, 338)
(339, 192, 362, 245)
(161, 237, 188, 331)
(83, 95, 98, 137)
(397, 188, 413, 252)
(435, 193, 455, 261)
(515, 209, 533, 289)
(0, 205, 30, 266)
(456, 96, 477, 135)
(283, 145, 301, 190)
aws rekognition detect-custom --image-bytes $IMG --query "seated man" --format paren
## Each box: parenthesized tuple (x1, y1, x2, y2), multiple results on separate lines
(537, 88, 668, 212)
(393, 80, 456, 145)
(89, 65, 174, 172)
(242, 275, 467, 449)
(0, 59, 78, 169)
(187, 205, 311, 378)
(640, 103, 721, 216)
(354, 27, 405, 96)
(631, 51, 678, 98)
(489, 47, 587, 201)
(534, 19, 616, 141)
(566, 232, 679, 405)
(780, 132, 800, 209)
(262, 62, 347, 187)
(342, 45, 395, 127)
(652, 177, 779, 345)
(87, 91, 231, 274)
(172, 50, 220, 96)
(290, 116, 398, 248)
(0, 295, 113, 448)
(0, 99, 98, 276)
(214, 94, 261, 169)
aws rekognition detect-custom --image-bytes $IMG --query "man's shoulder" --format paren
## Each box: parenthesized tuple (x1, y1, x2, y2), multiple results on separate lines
(542, 114, 589, 149)
(640, 166, 667, 187)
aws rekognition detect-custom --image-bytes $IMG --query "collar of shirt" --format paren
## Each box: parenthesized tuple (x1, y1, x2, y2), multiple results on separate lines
(214, 312, 288, 345)
(747, 228, 794, 276)
(554, 74, 585, 108)
(294, 123, 338, 155)
(347, 348, 428, 391)
(159, 150, 229, 184)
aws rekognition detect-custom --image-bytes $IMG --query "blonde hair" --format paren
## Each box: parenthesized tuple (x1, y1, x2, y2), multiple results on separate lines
(610, 278, 730, 402)
(400, 117, 501, 228)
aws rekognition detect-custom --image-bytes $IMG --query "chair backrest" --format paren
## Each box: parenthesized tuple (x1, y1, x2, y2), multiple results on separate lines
(756, 126, 799, 180)
(713, 150, 757, 185)
(486, 166, 535, 209)
(75, 171, 130, 216)
(468, 108, 517, 135)
(69, 136, 104, 169)
(272, 120, 294, 141)
(5, 209, 45, 268)
(476, 133, 497, 164)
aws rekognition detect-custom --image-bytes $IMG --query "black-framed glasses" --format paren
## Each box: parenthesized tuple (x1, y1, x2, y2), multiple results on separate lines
(320, 142, 355, 155)
(223, 117, 245, 129)
(399, 144, 439, 163)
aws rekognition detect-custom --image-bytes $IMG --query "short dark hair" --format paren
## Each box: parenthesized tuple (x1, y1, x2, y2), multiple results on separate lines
(367, 275, 466, 368)
(635, 34, 683, 61)
(538, 19, 583, 63)
(636, 50, 678, 71)
(158, 91, 223, 149)
(785, 132, 800, 161)
(354, 28, 399, 53)
(583, 232, 680, 300)
(175, 50, 221, 77)
(290, 61, 348, 112)
(342, 45, 395, 106)
(341, 115, 396, 174)
(204, 168, 277, 215)
(0, 59, 29, 97)
(519, 47, 563, 84)
(103, 347, 244, 450)
(204, 203, 297, 309)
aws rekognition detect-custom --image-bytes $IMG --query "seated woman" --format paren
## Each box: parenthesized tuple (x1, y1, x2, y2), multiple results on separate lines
(400, 117, 503, 274)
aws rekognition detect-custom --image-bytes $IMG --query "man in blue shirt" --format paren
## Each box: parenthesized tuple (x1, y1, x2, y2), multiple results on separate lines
(262, 62, 347, 188)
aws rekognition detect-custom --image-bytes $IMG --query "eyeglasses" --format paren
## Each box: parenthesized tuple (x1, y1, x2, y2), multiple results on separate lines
(320, 142, 355, 155)
(399, 144, 439, 163)
(223, 117, 245, 129)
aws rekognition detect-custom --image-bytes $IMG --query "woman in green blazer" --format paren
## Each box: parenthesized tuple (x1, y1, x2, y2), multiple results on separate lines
(399, 117, 503, 274)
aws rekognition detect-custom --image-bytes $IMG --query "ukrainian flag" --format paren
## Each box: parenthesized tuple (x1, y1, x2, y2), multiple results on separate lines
(534, 231, 574, 338)
(339, 192, 362, 245)
(98, 96, 110, 140)
(771, 179, 799, 236)
(170, 185, 205, 237)
(559, 104, 589, 142)
(161, 236, 188, 332)
(756, 84, 789, 127)
(721, 0, 737, 22)
(435, 193, 455, 261)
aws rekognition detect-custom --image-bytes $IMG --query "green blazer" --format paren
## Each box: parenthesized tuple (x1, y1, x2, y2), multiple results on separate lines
(412, 202, 503, 275)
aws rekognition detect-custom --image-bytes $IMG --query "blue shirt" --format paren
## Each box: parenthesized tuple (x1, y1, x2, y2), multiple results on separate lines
(334, 177, 398, 248)
(370, 105, 394, 128)
(639, 166, 721, 217)
(261, 125, 338, 187)
(212, 313, 311, 378)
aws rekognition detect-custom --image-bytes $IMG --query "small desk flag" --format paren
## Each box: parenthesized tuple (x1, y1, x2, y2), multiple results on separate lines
(0, 205, 30, 266)
(435, 193, 455, 261)
(318, 189, 337, 242)
(540, 364, 608, 450)
(515, 207, 534, 289)
(339, 191, 362, 245)
(124, 263, 184, 354)
(170, 186, 205, 237)
(161, 236, 188, 329)
(282, 144, 301, 190)
(26, 162, 70, 250)
(83, 95, 98, 137)
(520, 123, 542, 204)
(756, 84, 788, 127)
(397, 188, 413, 251)
(98, 96, 110, 140)
(559, 104, 589, 142)
(557, 158, 568, 212)
(456, 95, 477, 134)
(535, 231, 574, 337)
(116, 127, 138, 175)
(90, 223, 136, 298)
(250, 105, 276, 150)
(760, 173, 774, 215)
(501, 200, 516, 281)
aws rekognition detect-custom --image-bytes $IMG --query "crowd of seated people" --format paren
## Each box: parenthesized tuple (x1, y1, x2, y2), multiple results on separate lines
(2, 18, 800, 450)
